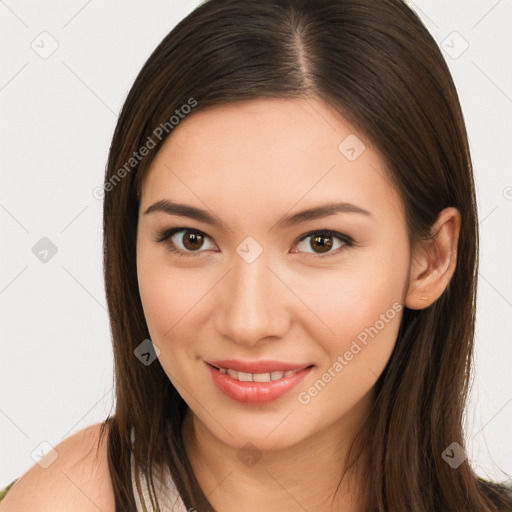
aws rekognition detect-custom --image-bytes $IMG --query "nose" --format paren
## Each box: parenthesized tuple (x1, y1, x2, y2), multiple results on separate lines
(214, 252, 291, 347)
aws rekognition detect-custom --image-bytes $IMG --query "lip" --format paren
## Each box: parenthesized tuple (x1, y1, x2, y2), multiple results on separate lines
(205, 359, 310, 373)
(205, 361, 314, 404)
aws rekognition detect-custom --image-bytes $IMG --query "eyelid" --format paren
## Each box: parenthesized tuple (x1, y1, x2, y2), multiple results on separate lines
(154, 227, 217, 258)
(154, 226, 354, 258)
(155, 227, 213, 246)
(293, 230, 353, 256)
(295, 230, 352, 245)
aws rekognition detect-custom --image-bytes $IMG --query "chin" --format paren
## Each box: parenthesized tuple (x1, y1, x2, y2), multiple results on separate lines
(192, 403, 316, 452)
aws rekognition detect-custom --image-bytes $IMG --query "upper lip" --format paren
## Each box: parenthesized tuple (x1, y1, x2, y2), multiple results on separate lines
(205, 359, 313, 373)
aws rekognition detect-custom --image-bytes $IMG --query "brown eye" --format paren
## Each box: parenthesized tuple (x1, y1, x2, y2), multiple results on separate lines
(309, 234, 333, 253)
(293, 230, 352, 257)
(155, 227, 216, 257)
(181, 230, 205, 251)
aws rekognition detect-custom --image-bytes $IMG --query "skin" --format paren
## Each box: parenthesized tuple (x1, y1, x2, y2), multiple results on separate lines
(1, 97, 459, 511)
(0, 424, 115, 512)
(136, 97, 460, 511)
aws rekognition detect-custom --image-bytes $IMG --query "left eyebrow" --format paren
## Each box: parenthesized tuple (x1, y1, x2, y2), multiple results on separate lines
(143, 199, 373, 229)
(276, 201, 373, 229)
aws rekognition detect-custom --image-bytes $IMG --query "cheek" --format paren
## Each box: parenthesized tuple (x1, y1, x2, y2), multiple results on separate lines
(295, 255, 407, 351)
(136, 261, 208, 394)
(292, 245, 408, 410)
(293, 266, 406, 418)
(138, 264, 206, 342)
(136, 244, 219, 373)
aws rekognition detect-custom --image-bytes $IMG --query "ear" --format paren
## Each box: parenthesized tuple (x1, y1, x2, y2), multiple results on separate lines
(405, 207, 461, 310)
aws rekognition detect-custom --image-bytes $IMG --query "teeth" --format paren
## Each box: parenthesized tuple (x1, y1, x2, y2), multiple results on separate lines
(226, 368, 238, 379)
(217, 367, 301, 382)
(253, 372, 271, 382)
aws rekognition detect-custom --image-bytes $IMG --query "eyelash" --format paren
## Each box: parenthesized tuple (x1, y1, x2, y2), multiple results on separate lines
(154, 227, 354, 259)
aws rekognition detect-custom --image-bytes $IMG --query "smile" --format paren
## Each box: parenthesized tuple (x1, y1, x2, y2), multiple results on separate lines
(205, 360, 314, 404)
(215, 367, 303, 382)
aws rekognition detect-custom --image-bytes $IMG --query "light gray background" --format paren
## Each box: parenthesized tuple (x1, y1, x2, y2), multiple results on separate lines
(1, 0, 511, 487)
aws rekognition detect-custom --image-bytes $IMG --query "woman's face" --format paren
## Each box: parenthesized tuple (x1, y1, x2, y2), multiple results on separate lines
(136, 98, 412, 451)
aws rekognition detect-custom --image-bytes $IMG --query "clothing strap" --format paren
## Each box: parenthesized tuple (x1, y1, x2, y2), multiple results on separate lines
(130, 428, 189, 512)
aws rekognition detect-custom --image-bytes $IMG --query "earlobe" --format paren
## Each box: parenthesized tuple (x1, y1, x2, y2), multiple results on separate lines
(405, 207, 461, 310)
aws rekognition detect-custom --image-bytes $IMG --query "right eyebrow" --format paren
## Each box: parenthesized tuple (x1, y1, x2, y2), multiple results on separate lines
(143, 199, 219, 225)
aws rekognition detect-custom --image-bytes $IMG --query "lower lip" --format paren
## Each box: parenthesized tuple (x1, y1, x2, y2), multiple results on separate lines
(206, 363, 313, 404)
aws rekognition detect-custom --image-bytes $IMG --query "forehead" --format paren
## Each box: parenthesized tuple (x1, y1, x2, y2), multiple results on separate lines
(140, 97, 403, 224)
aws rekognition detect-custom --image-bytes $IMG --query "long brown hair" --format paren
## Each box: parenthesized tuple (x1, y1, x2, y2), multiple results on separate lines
(99, 0, 512, 510)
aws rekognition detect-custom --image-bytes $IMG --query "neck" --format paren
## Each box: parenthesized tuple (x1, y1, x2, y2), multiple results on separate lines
(181, 394, 372, 512)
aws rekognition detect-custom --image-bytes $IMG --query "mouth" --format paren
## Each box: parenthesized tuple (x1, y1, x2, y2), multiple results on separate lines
(205, 359, 314, 404)
(207, 364, 311, 382)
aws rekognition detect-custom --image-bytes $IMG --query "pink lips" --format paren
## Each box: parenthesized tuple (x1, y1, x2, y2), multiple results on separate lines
(205, 359, 313, 404)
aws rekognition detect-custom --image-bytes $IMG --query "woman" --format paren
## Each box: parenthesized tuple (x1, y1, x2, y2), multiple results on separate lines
(2, 0, 511, 510)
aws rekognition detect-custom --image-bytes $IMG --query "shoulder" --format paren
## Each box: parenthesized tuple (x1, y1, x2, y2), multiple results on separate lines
(0, 422, 116, 512)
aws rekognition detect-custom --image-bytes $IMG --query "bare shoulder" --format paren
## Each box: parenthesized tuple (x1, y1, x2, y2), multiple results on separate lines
(0, 422, 115, 512)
